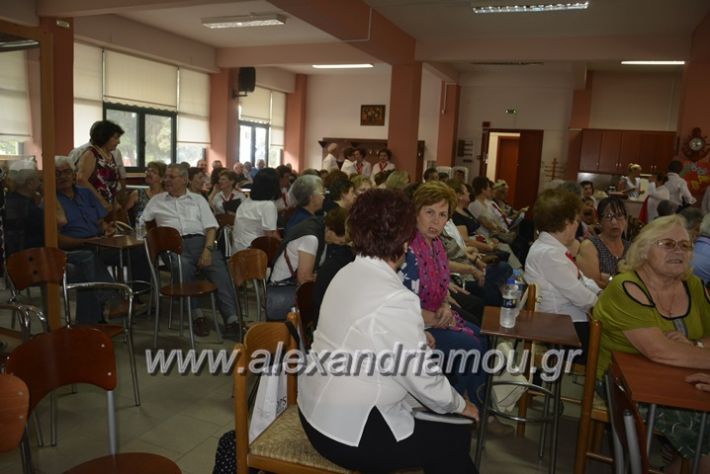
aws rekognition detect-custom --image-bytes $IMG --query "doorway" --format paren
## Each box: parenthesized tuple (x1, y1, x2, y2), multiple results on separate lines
(480, 128, 543, 210)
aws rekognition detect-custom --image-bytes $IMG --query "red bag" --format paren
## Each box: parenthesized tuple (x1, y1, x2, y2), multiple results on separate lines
(638, 196, 649, 224)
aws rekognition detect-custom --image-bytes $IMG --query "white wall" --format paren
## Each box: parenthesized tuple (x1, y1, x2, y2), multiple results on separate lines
(418, 68, 441, 166)
(457, 65, 575, 190)
(588, 70, 682, 131)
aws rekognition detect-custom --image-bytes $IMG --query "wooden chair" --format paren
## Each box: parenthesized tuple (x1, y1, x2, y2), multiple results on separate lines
(234, 312, 352, 474)
(6, 247, 141, 445)
(144, 226, 222, 351)
(5, 326, 181, 474)
(228, 248, 268, 332)
(0, 374, 29, 454)
(295, 281, 316, 350)
(605, 363, 649, 474)
(251, 236, 282, 267)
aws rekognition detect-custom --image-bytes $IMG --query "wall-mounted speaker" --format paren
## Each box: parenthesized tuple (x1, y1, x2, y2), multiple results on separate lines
(238, 67, 256, 95)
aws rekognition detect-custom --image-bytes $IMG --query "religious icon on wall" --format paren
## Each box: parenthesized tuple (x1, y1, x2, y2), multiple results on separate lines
(360, 105, 385, 126)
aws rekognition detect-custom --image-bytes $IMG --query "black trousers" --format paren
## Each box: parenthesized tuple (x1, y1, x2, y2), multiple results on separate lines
(299, 408, 478, 474)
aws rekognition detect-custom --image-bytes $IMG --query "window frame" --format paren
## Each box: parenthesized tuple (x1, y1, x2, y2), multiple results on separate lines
(239, 120, 270, 165)
(103, 102, 177, 170)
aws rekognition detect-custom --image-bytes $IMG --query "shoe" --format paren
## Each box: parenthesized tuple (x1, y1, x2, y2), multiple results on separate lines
(486, 416, 514, 436)
(192, 317, 211, 337)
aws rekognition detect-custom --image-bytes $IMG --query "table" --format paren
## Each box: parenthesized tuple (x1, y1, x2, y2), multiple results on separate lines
(612, 352, 710, 473)
(85, 234, 147, 289)
(474, 306, 581, 473)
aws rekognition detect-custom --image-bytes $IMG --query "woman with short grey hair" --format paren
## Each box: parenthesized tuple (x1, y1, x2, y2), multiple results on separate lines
(285, 175, 324, 231)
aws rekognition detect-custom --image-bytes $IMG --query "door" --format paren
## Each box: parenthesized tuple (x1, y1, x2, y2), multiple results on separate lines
(495, 137, 520, 204)
(514, 130, 544, 210)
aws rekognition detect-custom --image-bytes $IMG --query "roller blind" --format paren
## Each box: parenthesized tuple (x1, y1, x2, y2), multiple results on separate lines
(0, 51, 31, 137)
(177, 68, 210, 143)
(74, 43, 102, 101)
(104, 50, 178, 109)
(239, 86, 271, 123)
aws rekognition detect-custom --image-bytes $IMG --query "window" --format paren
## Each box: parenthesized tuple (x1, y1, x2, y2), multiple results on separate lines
(105, 103, 176, 168)
(239, 86, 285, 166)
(0, 51, 31, 156)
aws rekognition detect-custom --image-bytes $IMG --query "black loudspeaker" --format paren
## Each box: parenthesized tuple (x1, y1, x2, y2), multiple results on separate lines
(238, 67, 256, 94)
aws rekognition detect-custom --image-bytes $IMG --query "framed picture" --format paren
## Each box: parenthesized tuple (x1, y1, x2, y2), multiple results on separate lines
(360, 104, 385, 126)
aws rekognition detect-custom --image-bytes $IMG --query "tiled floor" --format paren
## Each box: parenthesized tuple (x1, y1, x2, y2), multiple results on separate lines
(0, 287, 614, 474)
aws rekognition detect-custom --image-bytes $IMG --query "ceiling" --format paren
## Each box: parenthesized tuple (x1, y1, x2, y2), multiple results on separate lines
(41, 0, 710, 75)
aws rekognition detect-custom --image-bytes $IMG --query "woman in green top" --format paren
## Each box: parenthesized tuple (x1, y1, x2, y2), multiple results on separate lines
(595, 214, 710, 473)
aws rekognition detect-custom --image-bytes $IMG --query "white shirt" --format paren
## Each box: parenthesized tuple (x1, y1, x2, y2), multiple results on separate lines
(275, 186, 291, 211)
(372, 161, 395, 176)
(140, 190, 218, 235)
(271, 235, 320, 282)
(524, 232, 600, 323)
(298, 256, 465, 446)
(468, 199, 494, 236)
(666, 172, 696, 207)
(340, 159, 356, 176)
(351, 160, 372, 177)
(444, 219, 466, 249)
(620, 176, 640, 198)
(321, 153, 337, 171)
(646, 182, 670, 221)
(232, 199, 277, 253)
(211, 189, 246, 214)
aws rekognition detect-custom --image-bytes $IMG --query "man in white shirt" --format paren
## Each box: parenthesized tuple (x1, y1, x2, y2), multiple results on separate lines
(140, 164, 240, 336)
(339, 147, 356, 175)
(666, 160, 697, 208)
(321, 143, 338, 171)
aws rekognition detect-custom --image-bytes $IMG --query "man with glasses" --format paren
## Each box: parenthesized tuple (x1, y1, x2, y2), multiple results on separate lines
(140, 164, 240, 337)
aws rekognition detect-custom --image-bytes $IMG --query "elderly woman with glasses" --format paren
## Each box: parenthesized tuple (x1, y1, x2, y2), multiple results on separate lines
(594, 214, 710, 473)
(576, 197, 631, 289)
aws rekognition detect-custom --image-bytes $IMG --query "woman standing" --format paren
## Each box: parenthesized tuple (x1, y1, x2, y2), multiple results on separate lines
(576, 197, 631, 289)
(619, 163, 642, 198)
(76, 120, 123, 211)
(299, 188, 479, 474)
(372, 147, 395, 176)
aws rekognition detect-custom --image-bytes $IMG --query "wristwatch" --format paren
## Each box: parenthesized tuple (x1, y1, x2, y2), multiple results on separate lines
(204, 243, 215, 251)
(697, 340, 705, 349)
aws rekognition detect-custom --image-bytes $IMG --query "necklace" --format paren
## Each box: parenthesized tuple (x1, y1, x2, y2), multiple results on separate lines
(640, 270, 678, 316)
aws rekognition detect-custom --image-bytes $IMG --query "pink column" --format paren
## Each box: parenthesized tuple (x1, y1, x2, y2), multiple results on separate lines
(208, 68, 238, 167)
(285, 74, 307, 172)
(388, 62, 422, 180)
(436, 82, 460, 166)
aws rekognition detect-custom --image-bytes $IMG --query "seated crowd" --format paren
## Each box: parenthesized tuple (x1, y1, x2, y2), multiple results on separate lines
(3, 130, 709, 473)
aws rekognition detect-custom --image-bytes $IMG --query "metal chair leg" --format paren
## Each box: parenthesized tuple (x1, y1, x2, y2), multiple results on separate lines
(210, 293, 222, 344)
(126, 330, 141, 406)
(186, 298, 196, 351)
(152, 293, 161, 351)
(50, 391, 57, 446)
(31, 411, 44, 447)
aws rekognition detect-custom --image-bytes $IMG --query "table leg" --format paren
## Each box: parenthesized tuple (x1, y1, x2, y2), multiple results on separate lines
(646, 404, 656, 454)
(549, 349, 563, 474)
(474, 335, 497, 467)
(693, 412, 707, 474)
(118, 248, 125, 283)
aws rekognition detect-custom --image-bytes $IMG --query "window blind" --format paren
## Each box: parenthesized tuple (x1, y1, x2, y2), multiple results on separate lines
(104, 50, 177, 109)
(0, 51, 31, 137)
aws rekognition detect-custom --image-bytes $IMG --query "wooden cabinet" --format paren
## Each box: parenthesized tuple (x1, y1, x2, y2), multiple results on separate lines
(577, 129, 676, 175)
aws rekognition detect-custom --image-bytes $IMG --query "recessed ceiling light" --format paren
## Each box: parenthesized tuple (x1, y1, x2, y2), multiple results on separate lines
(312, 64, 374, 69)
(621, 60, 685, 66)
(472, 1, 589, 13)
(202, 13, 286, 29)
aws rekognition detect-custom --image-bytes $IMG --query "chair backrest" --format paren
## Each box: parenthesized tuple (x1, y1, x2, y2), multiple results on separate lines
(296, 281, 316, 349)
(6, 247, 67, 291)
(5, 326, 117, 414)
(251, 236, 282, 266)
(144, 226, 183, 262)
(0, 374, 29, 453)
(605, 364, 649, 474)
(229, 248, 268, 287)
(524, 283, 537, 311)
(233, 313, 301, 474)
(216, 213, 235, 228)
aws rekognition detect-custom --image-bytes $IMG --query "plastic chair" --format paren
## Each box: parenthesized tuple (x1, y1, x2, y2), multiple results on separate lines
(144, 226, 222, 351)
(233, 312, 352, 474)
(0, 374, 29, 454)
(295, 281, 316, 349)
(228, 248, 267, 333)
(250, 236, 282, 267)
(605, 363, 649, 474)
(5, 326, 181, 474)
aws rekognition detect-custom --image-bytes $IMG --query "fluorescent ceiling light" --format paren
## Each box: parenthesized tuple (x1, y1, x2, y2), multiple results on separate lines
(312, 64, 374, 69)
(202, 13, 286, 29)
(472, 1, 589, 13)
(621, 60, 685, 66)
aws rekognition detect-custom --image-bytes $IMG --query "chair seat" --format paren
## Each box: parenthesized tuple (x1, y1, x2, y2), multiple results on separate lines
(250, 405, 352, 473)
(160, 280, 216, 297)
(64, 452, 181, 473)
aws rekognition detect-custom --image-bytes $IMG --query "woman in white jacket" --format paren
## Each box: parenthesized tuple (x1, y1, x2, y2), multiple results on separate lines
(299, 188, 479, 474)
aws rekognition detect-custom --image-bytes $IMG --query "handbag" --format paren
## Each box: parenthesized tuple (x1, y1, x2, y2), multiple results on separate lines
(266, 249, 298, 321)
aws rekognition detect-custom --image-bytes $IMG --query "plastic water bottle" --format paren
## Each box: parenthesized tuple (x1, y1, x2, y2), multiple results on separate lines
(512, 269, 526, 301)
(136, 221, 146, 239)
(500, 277, 518, 328)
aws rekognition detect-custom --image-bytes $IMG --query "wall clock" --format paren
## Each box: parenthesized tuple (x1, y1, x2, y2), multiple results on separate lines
(681, 127, 710, 161)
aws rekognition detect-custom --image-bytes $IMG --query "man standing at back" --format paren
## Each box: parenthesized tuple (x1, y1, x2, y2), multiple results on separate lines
(666, 160, 696, 209)
(321, 143, 338, 171)
(140, 164, 240, 336)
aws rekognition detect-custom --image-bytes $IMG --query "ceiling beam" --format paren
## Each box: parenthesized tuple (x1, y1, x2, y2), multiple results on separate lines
(268, 0, 415, 65)
(37, 0, 232, 17)
(217, 42, 376, 68)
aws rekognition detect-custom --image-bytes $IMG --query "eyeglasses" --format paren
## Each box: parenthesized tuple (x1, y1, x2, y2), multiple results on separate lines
(55, 168, 74, 176)
(654, 238, 693, 252)
(601, 212, 627, 222)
